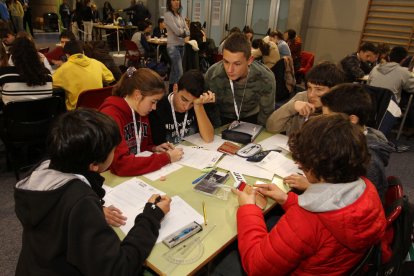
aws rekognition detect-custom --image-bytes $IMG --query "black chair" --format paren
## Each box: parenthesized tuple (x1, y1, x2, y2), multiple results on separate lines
(182, 43, 200, 72)
(1, 96, 65, 179)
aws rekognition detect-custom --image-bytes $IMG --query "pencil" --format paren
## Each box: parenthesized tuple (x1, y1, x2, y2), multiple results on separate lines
(202, 201, 207, 226)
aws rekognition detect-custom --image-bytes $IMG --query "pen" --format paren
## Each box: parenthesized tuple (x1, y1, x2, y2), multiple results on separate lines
(168, 224, 199, 243)
(192, 173, 206, 184)
(151, 195, 161, 210)
(202, 201, 207, 226)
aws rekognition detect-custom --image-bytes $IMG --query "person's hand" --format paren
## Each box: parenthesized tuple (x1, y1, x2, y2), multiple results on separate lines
(184, 36, 190, 43)
(103, 205, 127, 227)
(231, 187, 256, 206)
(194, 91, 215, 105)
(167, 147, 184, 162)
(254, 183, 288, 205)
(153, 142, 175, 152)
(148, 194, 172, 215)
(283, 174, 310, 191)
(294, 101, 315, 117)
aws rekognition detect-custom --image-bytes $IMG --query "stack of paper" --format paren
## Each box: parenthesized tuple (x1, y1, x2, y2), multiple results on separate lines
(177, 145, 223, 170)
(255, 151, 303, 178)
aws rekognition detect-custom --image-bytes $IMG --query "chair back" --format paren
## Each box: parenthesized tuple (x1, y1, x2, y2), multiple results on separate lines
(123, 40, 140, 65)
(38, 47, 50, 54)
(2, 96, 65, 179)
(76, 86, 114, 109)
(299, 51, 315, 72)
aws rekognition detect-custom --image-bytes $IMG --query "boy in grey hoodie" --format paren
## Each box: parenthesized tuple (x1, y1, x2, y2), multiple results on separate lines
(368, 46, 414, 104)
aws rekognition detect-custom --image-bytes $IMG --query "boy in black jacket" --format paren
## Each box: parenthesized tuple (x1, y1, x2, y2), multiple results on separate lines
(14, 109, 171, 275)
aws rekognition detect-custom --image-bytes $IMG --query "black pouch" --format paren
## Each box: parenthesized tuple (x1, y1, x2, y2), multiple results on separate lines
(221, 129, 252, 144)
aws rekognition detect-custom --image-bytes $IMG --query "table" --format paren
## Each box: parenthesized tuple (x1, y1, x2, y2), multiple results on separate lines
(93, 23, 137, 57)
(147, 38, 167, 63)
(102, 130, 279, 275)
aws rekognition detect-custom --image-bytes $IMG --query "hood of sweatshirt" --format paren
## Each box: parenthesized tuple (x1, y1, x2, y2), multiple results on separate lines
(298, 178, 385, 251)
(375, 62, 399, 75)
(67, 53, 92, 67)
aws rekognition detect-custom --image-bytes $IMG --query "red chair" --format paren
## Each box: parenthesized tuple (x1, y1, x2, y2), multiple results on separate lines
(123, 40, 141, 66)
(38, 47, 50, 54)
(296, 51, 315, 83)
(76, 86, 114, 109)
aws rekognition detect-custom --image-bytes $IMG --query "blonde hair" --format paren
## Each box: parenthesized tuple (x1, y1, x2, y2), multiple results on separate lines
(113, 68, 165, 98)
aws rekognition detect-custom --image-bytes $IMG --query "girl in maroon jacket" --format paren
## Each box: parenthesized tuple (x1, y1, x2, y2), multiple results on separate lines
(233, 114, 386, 276)
(100, 67, 183, 176)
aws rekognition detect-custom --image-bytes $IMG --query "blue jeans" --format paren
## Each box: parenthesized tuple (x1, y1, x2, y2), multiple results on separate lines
(167, 45, 184, 84)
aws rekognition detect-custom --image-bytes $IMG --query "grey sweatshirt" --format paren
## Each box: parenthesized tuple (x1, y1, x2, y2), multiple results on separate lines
(164, 11, 189, 47)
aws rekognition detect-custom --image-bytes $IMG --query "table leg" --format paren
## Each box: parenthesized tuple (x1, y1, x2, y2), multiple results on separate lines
(113, 27, 125, 57)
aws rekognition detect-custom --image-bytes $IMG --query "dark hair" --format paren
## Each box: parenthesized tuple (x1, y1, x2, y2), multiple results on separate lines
(0, 42, 7, 67)
(167, 0, 182, 14)
(243, 26, 254, 41)
(285, 29, 296, 40)
(113, 67, 165, 98)
(306, 61, 345, 88)
(10, 37, 50, 86)
(48, 109, 121, 173)
(389, 46, 408, 63)
(252, 39, 270, 56)
(321, 83, 372, 126)
(223, 32, 251, 59)
(0, 28, 14, 39)
(288, 114, 370, 183)
(63, 40, 83, 55)
(269, 30, 284, 40)
(158, 17, 164, 24)
(359, 42, 379, 55)
(177, 69, 205, 97)
(103, 1, 113, 10)
(137, 20, 149, 32)
(60, 30, 76, 40)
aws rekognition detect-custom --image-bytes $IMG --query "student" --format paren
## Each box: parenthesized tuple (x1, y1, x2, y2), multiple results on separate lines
(340, 42, 379, 82)
(264, 30, 291, 58)
(150, 69, 216, 145)
(131, 20, 152, 57)
(285, 83, 394, 201)
(44, 30, 76, 66)
(266, 61, 345, 135)
(153, 17, 167, 38)
(284, 29, 302, 72)
(99, 67, 183, 176)
(14, 109, 172, 275)
(233, 114, 386, 275)
(205, 32, 276, 126)
(251, 38, 280, 70)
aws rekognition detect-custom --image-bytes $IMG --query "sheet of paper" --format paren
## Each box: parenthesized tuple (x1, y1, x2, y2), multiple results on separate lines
(183, 133, 227, 151)
(177, 145, 223, 170)
(256, 151, 302, 178)
(216, 155, 274, 180)
(142, 163, 183, 181)
(255, 177, 291, 194)
(258, 134, 290, 151)
(104, 178, 165, 235)
(102, 184, 114, 194)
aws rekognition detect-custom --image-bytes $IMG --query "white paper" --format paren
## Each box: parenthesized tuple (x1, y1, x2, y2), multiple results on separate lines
(104, 178, 166, 235)
(177, 145, 223, 170)
(136, 151, 153, 157)
(258, 134, 290, 151)
(387, 100, 402, 117)
(256, 151, 302, 178)
(142, 163, 183, 181)
(216, 155, 274, 180)
(102, 184, 114, 194)
(183, 133, 226, 151)
(256, 176, 291, 193)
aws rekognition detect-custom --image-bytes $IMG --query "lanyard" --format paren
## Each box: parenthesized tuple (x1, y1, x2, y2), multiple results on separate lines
(168, 93, 188, 139)
(229, 69, 250, 121)
(130, 106, 142, 155)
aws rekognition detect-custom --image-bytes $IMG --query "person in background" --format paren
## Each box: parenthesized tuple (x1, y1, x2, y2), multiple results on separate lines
(123, 0, 151, 26)
(164, 0, 189, 88)
(59, 0, 71, 30)
(14, 108, 172, 275)
(0, 36, 52, 104)
(377, 42, 390, 64)
(368, 46, 414, 104)
(91, 3, 99, 23)
(243, 26, 254, 43)
(99, 67, 184, 177)
(150, 70, 216, 145)
(285, 83, 394, 202)
(131, 20, 152, 57)
(7, 0, 24, 32)
(340, 42, 379, 82)
(233, 114, 386, 275)
(45, 30, 76, 66)
(19, 0, 33, 37)
(284, 29, 302, 72)
(53, 40, 115, 110)
(153, 17, 167, 38)
(0, 0, 11, 28)
(102, 1, 114, 24)
(218, 26, 240, 55)
(264, 30, 291, 58)
(266, 61, 345, 135)
(0, 27, 15, 53)
(205, 32, 275, 126)
(81, 0, 93, 41)
(251, 38, 280, 70)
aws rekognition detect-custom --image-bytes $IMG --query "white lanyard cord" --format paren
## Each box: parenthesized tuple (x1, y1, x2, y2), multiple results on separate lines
(229, 69, 250, 121)
(168, 93, 188, 139)
(130, 106, 142, 156)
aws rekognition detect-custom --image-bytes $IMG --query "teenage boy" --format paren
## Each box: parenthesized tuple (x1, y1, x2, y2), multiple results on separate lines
(14, 109, 171, 275)
(150, 69, 217, 144)
(340, 42, 379, 82)
(284, 83, 394, 201)
(45, 30, 76, 66)
(266, 61, 345, 135)
(205, 32, 276, 126)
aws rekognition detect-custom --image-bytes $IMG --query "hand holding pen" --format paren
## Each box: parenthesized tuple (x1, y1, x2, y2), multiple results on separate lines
(148, 194, 171, 215)
(154, 142, 175, 152)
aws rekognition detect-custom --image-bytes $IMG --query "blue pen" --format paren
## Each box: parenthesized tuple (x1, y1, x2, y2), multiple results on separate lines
(168, 224, 199, 243)
(192, 173, 206, 184)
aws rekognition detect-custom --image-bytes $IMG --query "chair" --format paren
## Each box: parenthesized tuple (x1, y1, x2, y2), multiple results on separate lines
(2, 96, 65, 179)
(272, 56, 296, 103)
(396, 93, 413, 141)
(295, 51, 314, 83)
(76, 86, 114, 109)
(123, 40, 141, 66)
(38, 47, 50, 54)
(183, 43, 200, 72)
